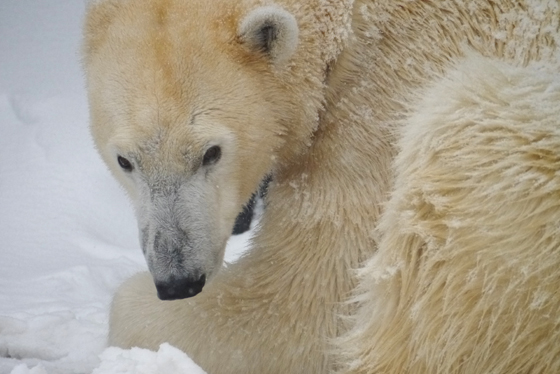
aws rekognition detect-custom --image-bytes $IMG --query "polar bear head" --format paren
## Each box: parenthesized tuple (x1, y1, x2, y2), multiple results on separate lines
(83, 0, 324, 300)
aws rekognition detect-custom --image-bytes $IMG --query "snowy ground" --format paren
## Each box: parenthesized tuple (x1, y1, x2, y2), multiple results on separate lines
(0, 2, 250, 373)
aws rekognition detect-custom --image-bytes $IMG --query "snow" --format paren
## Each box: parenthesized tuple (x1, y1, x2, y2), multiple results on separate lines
(0, 1, 250, 373)
(91, 344, 207, 374)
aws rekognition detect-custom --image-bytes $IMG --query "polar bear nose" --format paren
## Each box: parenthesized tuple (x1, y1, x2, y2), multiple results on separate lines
(155, 274, 206, 300)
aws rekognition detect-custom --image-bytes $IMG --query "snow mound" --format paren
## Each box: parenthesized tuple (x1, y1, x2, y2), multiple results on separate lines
(9, 364, 48, 374)
(92, 344, 207, 374)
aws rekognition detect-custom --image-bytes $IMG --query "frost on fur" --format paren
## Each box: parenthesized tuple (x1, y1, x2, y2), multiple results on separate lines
(83, 0, 560, 373)
(339, 53, 560, 374)
(239, 6, 299, 64)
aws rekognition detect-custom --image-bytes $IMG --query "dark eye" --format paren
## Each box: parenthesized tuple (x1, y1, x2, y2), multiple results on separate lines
(117, 156, 134, 172)
(202, 145, 222, 166)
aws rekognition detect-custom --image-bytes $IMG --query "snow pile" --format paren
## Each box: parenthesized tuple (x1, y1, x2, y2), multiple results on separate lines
(91, 344, 207, 374)
(9, 364, 47, 374)
(0, 1, 250, 373)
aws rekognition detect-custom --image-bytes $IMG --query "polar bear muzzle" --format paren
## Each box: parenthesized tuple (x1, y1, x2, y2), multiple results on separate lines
(134, 170, 230, 301)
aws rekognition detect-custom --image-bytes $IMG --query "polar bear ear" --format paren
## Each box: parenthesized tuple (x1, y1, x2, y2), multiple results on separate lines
(238, 6, 299, 64)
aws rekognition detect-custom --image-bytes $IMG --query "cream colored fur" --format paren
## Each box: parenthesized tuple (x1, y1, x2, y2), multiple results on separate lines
(83, 0, 560, 373)
(339, 54, 560, 374)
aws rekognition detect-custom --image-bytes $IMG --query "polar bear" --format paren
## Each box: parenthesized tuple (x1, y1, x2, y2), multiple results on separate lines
(338, 55, 560, 374)
(83, 0, 560, 373)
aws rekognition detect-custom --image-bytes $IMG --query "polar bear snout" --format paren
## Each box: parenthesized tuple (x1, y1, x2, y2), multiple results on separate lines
(141, 220, 217, 300)
(155, 274, 206, 300)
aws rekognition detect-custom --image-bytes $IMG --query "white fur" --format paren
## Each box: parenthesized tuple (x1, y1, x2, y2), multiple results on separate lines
(83, 0, 560, 373)
(339, 53, 560, 373)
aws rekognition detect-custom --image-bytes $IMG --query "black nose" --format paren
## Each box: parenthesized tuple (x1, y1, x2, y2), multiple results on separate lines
(155, 274, 206, 300)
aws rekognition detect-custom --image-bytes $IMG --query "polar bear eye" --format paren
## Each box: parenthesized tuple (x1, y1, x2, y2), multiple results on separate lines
(117, 156, 134, 172)
(202, 146, 221, 166)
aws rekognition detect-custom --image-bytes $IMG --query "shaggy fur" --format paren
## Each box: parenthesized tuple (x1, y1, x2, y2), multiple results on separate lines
(83, 0, 560, 373)
(339, 54, 560, 374)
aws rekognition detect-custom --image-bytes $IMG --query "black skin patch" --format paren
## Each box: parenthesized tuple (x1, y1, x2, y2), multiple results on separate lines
(232, 175, 271, 235)
(232, 193, 256, 235)
(155, 274, 206, 300)
(258, 22, 277, 54)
